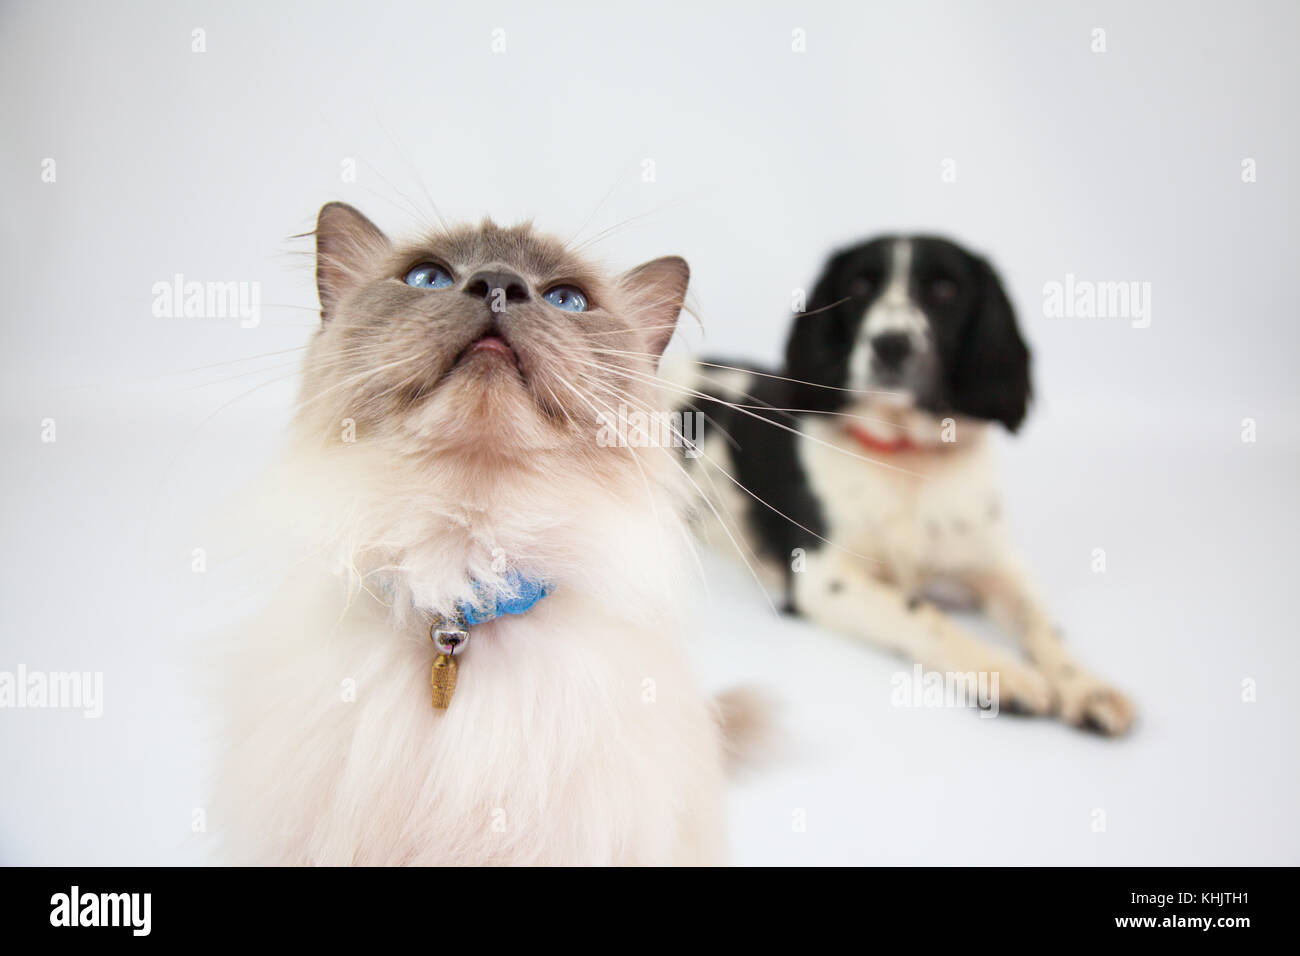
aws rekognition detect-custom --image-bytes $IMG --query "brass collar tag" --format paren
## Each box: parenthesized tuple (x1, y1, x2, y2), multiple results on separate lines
(429, 615, 469, 710)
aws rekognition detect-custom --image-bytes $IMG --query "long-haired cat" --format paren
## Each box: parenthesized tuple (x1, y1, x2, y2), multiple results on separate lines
(214, 203, 739, 865)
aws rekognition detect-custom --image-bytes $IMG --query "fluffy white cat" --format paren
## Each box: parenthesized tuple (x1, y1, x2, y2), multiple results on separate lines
(213, 204, 748, 865)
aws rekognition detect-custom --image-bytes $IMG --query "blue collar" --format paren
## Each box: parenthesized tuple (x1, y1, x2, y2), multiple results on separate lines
(457, 571, 551, 627)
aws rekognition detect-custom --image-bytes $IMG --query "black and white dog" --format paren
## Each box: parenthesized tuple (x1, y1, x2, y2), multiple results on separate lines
(668, 236, 1134, 734)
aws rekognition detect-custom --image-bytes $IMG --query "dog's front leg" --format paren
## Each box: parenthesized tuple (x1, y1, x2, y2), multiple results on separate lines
(968, 557, 1136, 735)
(791, 549, 1056, 716)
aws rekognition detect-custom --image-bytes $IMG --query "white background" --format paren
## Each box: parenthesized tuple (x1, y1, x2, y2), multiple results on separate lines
(1, 0, 1297, 864)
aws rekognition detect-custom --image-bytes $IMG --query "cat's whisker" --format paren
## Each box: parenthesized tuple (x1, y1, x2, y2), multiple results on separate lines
(572, 374, 716, 584)
(709, 405, 931, 433)
(597, 360, 927, 433)
(580, 324, 681, 338)
(348, 153, 445, 237)
(574, 372, 774, 612)
(567, 346, 744, 451)
(308, 108, 444, 236)
(695, 359, 904, 397)
(185, 371, 300, 440)
(595, 357, 761, 454)
(291, 352, 428, 418)
(376, 116, 449, 232)
(565, 160, 638, 248)
(577, 370, 882, 569)
(287, 348, 418, 389)
(554, 373, 686, 581)
(351, 182, 443, 237)
(182, 359, 306, 391)
(786, 296, 854, 320)
(152, 345, 312, 381)
(261, 302, 323, 314)
(567, 199, 686, 254)
(569, 354, 927, 479)
(542, 382, 583, 434)
(589, 348, 905, 399)
(575, 372, 769, 599)
(575, 374, 776, 574)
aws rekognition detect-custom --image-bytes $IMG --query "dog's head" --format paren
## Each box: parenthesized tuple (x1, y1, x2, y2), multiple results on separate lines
(784, 236, 1031, 431)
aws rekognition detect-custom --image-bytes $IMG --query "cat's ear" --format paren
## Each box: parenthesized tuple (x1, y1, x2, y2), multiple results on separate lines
(315, 202, 390, 320)
(619, 256, 690, 363)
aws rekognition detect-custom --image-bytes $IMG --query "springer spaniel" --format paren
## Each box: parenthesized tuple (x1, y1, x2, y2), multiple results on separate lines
(669, 235, 1135, 735)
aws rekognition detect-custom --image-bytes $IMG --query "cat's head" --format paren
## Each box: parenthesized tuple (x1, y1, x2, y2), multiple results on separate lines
(300, 203, 689, 462)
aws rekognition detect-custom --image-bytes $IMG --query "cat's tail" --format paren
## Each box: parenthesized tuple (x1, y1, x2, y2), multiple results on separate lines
(715, 686, 777, 771)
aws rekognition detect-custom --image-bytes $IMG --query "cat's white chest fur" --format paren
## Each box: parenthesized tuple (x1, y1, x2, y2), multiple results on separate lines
(217, 568, 724, 865)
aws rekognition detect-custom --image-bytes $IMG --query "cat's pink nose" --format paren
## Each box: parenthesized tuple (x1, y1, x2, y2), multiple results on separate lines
(464, 269, 530, 304)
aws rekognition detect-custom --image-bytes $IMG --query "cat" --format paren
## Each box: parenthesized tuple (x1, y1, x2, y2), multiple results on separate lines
(213, 203, 752, 865)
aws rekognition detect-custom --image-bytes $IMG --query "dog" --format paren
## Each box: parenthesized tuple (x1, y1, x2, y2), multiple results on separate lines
(667, 235, 1135, 734)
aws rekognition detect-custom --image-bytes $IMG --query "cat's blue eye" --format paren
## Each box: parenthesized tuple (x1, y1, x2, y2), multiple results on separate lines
(543, 285, 588, 313)
(404, 263, 454, 289)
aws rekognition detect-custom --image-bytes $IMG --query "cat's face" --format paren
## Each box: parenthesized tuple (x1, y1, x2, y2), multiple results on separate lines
(301, 203, 688, 459)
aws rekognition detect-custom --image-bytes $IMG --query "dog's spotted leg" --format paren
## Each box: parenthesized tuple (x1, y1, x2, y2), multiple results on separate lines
(969, 559, 1136, 736)
(791, 549, 1056, 717)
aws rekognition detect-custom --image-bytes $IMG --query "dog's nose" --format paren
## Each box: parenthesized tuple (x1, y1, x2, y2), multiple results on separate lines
(870, 332, 913, 368)
(463, 269, 530, 306)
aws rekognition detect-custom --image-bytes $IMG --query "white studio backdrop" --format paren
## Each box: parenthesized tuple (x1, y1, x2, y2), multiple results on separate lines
(1, 0, 1297, 864)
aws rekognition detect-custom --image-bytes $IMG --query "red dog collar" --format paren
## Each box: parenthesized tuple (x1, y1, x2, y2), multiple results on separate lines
(846, 424, 916, 454)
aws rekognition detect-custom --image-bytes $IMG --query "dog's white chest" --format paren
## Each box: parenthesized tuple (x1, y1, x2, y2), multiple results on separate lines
(799, 418, 1005, 584)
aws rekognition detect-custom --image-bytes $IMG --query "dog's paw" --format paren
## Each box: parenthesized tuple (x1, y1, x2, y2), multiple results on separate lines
(987, 661, 1057, 717)
(1056, 677, 1136, 736)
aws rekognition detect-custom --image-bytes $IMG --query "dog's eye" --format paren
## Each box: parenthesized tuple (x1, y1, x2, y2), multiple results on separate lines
(927, 278, 958, 302)
(405, 263, 455, 289)
(543, 285, 589, 312)
(849, 277, 875, 297)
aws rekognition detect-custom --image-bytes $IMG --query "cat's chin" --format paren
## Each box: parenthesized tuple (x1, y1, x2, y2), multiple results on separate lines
(398, 366, 570, 457)
(453, 333, 525, 379)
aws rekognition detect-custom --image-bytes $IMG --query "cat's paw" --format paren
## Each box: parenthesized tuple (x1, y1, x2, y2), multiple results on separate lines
(1056, 675, 1136, 736)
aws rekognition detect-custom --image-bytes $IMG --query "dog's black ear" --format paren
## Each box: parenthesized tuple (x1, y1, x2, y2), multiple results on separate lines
(783, 249, 855, 412)
(949, 257, 1032, 432)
